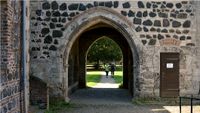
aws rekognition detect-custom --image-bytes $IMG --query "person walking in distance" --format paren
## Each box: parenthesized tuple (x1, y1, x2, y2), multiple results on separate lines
(110, 63, 116, 78)
(104, 63, 109, 78)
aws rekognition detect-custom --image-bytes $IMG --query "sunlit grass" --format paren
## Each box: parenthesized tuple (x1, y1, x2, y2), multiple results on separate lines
(86, 71, 102, 87)
(113, 71, 123, 84)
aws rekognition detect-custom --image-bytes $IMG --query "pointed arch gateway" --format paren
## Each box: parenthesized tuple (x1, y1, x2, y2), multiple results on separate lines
(61, 7, 142, 100)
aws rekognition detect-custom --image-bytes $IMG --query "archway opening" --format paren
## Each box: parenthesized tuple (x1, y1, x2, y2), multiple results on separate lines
(67, 23, 134, 96)
(86, 36, 123, 88)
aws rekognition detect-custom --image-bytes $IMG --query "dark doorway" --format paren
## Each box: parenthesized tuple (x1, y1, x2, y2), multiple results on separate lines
(160, 53, 179, 97)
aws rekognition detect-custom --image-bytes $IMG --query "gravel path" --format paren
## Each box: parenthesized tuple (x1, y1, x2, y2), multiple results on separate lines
(92, 72, 119, 88)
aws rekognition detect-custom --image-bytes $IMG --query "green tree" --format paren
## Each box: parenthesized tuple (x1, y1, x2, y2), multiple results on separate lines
(87, 36, 122, 67)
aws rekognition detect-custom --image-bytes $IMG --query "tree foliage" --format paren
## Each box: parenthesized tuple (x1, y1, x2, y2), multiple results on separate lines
(87, 36, 122, 63)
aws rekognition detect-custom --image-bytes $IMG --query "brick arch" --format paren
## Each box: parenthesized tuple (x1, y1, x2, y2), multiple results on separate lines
(60, 7, 142, 100)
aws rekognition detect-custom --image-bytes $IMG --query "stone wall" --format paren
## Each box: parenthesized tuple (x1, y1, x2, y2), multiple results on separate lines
(0, 1, 23, 113)
(29, 0, 200, 98)
(30, 0, 195, 59)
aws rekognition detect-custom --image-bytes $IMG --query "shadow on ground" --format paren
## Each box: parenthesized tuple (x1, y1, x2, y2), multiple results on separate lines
(67, 88, 171, 113)
(29, 88, 200, 113)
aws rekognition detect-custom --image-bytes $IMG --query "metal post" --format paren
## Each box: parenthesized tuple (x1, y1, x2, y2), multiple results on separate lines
(191, 96, 193, 113)
(179, 97, 181, 113)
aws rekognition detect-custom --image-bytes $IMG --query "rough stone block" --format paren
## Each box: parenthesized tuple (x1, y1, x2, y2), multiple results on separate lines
(79, 3, 86, 11)
(42, 2, 50, 10)
(51, 1, 59, 10)
(172, 20, 181, 27)
(143, 19, 153, 26)
(60, 3, 67, 11)
(52, 30, 63, 38)
(68, 3, 79, 10)
(183, 20, 191, 28)
(133, 18, 142, 25)
(138, 1, 145, 8)
(122, 2, 131, 8)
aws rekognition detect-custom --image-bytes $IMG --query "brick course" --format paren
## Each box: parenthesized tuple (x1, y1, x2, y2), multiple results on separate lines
(0, 1, 24, 113)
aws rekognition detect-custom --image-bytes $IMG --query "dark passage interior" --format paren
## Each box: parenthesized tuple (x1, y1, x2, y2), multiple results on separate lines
(68, 23, 133, 96)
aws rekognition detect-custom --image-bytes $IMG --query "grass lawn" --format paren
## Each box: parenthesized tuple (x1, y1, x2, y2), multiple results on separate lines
(113, 71, 123, 84)
(113, 65, 123, 84)
(86, 71, 102, 87)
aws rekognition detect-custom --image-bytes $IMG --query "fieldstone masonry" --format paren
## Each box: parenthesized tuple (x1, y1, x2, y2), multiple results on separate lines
(29, 0, 200, 100)
(30, 0, 196, 59)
